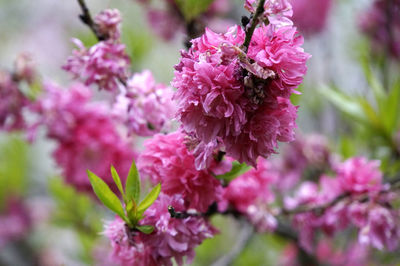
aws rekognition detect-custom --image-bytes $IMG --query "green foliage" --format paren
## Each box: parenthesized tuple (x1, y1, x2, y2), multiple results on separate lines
(0, 134, 29, 210)
(216, 161, 252, 182)
(122, 26, 153, 66)
(87, 160, 161, 231)
(49, 178, 102, 264)
(175, 0, 214, 21)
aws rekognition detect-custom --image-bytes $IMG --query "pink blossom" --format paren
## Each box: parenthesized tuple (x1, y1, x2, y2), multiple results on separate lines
(141, 193, 217, 265)
(63, 39, 130, 92)
(0, 71, 29, 131)
(138, 132, 223, 212)
(221, 158, 277, 231)
(358, 0, 400, 59)
(94, 9, 122, 41)
(244, 0, 293, 28)
(113, 70, 175, 136)
(316, 239, 369, 266)
(103, 218, 156, 266)
(0, 198, 31, 247)
(336, 157, 382, 194)
(355, 204, 400, 251)
(173, 25, 309, 168)
(289, 0, 333, 35)
(35, 83, 136, 192)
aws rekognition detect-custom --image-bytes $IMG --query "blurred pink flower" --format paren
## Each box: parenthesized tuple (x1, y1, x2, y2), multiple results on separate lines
(138, 132, 223, 212)
(94, 9, 122, 41)
(336, 157, 382, 194)
(63, 39, 130, 92)
(35, 83, 136, 193)
(113, 70, 175, 137)
(289, 0, 333, 35)
(244, 0, 293, 28)
(359, 0, 400, 59)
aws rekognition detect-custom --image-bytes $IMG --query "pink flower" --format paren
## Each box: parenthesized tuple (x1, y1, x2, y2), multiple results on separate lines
(103, 218, 156, 266)
(94, 9, 122, 41)
(357, 205, 400, 251)
(35, 83, 136, 193)
(0, 198, 31, 247)
(358, 0, 400, 59)
(63, 39, 130, 92)
(0, 71, 29, 131)
(289, 0, 333, 35)
(173, 25, 309, 168)
(336, 157, 382, 194)
(141, 193, 217, 265)
(113, 70, 175, 136)
(244, 0, 293, 28)
(138, 132, 223, 212)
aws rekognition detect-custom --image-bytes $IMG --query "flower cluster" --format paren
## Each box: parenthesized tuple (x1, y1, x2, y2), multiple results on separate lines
(173, 20, 310, 169)
(220, 158, 278, 231)
(63, 39, 130, 92)
(34, 83, 136, 192)
(63, 9, 130, 92)
(113, 70, 176, 136)
(358, 0, 400, 59)
(138, 132, 223, 212)
(104, 193, 216, 265)
(286, 156, 400, 252)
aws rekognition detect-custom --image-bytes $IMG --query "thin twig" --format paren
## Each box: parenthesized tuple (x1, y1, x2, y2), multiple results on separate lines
(242, 0, 266, 53)
(76, 0, 106, 41)
(211, 220, 254, 266)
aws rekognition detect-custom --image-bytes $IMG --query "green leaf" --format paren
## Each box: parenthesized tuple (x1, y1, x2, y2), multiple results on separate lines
(110, 165, 125, 202)
(87, 170, 128, 223)
(382, 79, 400, 133)
(175, 0, 214, 21)
(216, 161, 252, 182)
(136, 225, 154, 234)
(125, 160, 141, 205)
(137, 183, 161, 214)
(320, 86, 367, 124)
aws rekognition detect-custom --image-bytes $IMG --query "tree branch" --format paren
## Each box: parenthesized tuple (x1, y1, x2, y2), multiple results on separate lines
(76, 0, 106, 41)
(242, 0, 266, 53)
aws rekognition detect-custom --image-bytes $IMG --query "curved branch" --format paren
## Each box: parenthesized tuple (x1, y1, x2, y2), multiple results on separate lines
(242, 0, 267, 53)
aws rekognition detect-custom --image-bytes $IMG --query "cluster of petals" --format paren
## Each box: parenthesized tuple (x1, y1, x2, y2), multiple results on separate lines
(0, 71, 29, 131)
(358, 0, 400, 59)
(104, 193, 216, 266)
(63, 38, 130, 92)
(173, 24, 309, 168)
(35, 83, 135, 192)
(138, 132, 223, 212)
(244, 0, 293, 28)
(94, 9, 122, 41)
(336, 157, 383, 194)
(221, 158, 278, 231)
(289, 0, 333, 35)
(113, 70, 175, 136)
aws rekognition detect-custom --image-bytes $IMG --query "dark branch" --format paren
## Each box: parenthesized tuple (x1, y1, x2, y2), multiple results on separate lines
(242, 0, 267, 53)
(76, 0, 106, 41)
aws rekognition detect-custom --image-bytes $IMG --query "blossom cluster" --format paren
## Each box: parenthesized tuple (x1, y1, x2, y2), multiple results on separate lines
(34, 83, 136, 192)
(63, 9, 131, 92)
(104, 193, 216, 266)
(173, 18, 310, 168)
(113, 70, 176, 136)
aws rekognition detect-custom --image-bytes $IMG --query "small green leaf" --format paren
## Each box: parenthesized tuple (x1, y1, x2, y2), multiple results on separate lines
(216, 161, 252, 182)
(110, 165, 125, 202)
(136, 225, 154, 234)
(125, 160, 141, 205)
(137, 183, 161, 214)
(87, 170, 128, 223)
